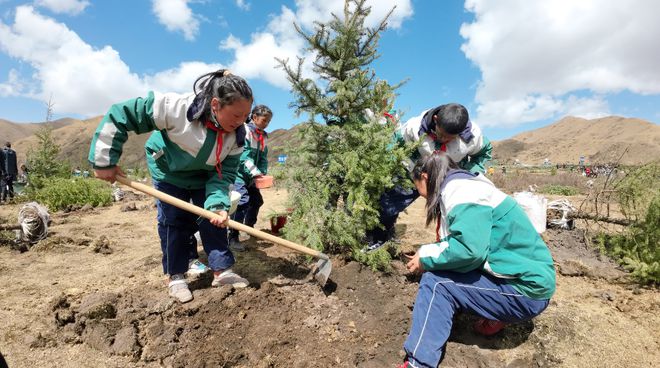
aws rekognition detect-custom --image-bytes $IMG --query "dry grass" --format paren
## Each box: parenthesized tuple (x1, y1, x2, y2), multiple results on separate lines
(490, 168, 587, 194)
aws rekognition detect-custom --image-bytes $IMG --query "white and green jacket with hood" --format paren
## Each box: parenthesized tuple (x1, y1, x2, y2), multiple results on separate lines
(88, 91, 245, 212)
(419, 170, 556, 300)
(236, 122, 268, 186)
(396, 109, 492, 174)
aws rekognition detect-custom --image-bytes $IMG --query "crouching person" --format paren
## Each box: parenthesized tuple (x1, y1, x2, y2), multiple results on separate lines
(398, 152, 555, 367)
(90, 69, 254, 303)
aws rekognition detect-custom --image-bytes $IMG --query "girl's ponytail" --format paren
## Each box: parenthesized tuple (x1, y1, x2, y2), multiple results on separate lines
(412, 152, 458, 226)
(186, 69, 253, 122)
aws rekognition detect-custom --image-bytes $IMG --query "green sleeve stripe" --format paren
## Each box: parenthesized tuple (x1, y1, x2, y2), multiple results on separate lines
(88, 92, 157, 167)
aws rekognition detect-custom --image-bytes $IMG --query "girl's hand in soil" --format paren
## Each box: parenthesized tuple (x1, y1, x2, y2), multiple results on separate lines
(210, 210, 229, 228)
(94, 166, 125, 183)
(405, 252, 424, 274)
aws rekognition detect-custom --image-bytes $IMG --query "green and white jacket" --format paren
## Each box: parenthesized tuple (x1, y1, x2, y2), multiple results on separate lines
(236, 122, 268, 186)
(88, 91, 244, 212)
(419, 171, 556, 300)
(396, 110, 492, 173)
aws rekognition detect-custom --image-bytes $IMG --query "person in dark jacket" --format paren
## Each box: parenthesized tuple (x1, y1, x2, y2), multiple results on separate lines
(1, 142, 18, 202)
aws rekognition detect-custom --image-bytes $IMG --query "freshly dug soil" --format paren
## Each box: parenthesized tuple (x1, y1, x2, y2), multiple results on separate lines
(0, 190, 658, 368)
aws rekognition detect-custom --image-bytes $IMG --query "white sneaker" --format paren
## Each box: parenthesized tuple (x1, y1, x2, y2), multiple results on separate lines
(187, 259, 210, 275)
(168, 274, 193, 303)
(211, 269, 249, 288)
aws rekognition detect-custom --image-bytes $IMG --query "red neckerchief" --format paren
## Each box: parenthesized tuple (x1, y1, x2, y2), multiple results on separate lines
(252, 128, 265, 151)
(435, 218, 441, 242)
(383, 112, 395, 125)
(206, 120, 224, 179)
(429, 133, 447, 152)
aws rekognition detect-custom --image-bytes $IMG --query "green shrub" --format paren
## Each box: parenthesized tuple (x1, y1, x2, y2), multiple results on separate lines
(595, 195, 660, 284)
(539, 184, 580, 196)
(29, 177, 113, 211)
(352, 245, 393, 272)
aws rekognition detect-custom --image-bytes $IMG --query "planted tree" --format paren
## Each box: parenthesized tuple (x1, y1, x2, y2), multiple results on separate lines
(277, 0, 412, 269)
(26, 127, 71, 189)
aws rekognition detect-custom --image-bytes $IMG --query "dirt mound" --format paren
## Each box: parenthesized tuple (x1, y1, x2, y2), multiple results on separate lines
(1, 191, 659, 367)
(47, 258, 576, 368)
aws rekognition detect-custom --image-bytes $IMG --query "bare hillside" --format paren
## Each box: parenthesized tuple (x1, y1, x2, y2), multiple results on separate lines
(13, 116, 149, 168)
(492, 116, 660, 165)
(0, 118, 75, 146)
(7, 115, 659, 169)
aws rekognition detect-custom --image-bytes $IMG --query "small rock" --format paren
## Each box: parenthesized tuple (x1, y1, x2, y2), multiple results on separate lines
(25, 332, 48, 349)
(78, 292, 118, 320)
(120, 202, 138, 212)
(112, 326, 141, 357)
(49, 293, 70, 311)
(55, 309, 76, 326)
(92, 235, 113, 254)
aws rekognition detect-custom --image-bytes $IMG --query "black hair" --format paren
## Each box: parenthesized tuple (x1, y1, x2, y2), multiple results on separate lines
(434, 103, 469, 135)
(187, 69, 253, 122)
(251, 104, 273, 118)
(411, 152, 459, 226)
(5, 142, 10, 148)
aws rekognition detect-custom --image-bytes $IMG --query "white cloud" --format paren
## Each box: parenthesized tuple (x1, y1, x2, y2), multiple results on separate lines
(151, 0, 200, 41)
(563, 95, 610, 120)
(35, 0, 89, 15)
(235, 0, 250, 11)
(0, 6, 218, 118)
(460, 0, 660, 127)
(144, 61, 226, 93)
(0, 69, 24, 97)
(221, 0, 413, 89)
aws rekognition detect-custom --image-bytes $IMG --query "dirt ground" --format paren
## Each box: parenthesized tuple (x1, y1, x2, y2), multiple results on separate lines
(0, 187, 658, 368)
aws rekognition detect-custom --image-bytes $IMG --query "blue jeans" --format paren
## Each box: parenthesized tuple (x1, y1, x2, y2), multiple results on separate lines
(229, 181, 263, 238)
(153, 180, 235, 275)
(366, 184, 419, 242)
(404, 270, 550, 367)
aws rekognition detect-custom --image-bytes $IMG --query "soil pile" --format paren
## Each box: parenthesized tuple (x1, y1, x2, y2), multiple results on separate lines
(0, 191, 658, 367)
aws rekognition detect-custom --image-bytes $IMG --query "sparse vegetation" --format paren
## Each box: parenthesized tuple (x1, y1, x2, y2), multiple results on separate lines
(590, 162, 660, 284)
(491, 169, 585, 194)
(539, 184, 580, 196)
(596, 195, 659, 284)
(24, 125, 112, 211)
(30, 177, 113, 211)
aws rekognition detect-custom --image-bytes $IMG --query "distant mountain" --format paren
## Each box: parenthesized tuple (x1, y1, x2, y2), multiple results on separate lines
(9, 117, 299, 169)
(4, 115, 658, 170)
(0, 118, 76, 146)
(12, 116, 149, 168)
(492, 116, 660, 165)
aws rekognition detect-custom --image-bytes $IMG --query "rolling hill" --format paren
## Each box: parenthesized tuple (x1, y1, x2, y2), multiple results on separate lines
(0, 118, 76, 147)
(491, 116, 660, 165)
(3, 115, 659, 170)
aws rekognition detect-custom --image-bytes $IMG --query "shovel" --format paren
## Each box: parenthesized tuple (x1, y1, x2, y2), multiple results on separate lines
(114, 176, 332, 287)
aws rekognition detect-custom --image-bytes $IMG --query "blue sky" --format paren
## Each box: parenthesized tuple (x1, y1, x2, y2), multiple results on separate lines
(1, 0, 659, 140)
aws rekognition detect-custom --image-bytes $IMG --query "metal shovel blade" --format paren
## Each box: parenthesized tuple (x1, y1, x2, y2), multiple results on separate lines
(312, 258, 332, 287)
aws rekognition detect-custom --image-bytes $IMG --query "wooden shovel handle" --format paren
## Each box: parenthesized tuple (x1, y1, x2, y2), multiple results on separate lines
(114, 176, 328, 260)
